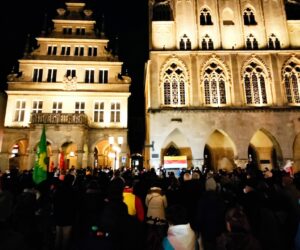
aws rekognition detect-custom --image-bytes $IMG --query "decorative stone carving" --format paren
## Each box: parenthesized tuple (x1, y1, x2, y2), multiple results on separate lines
(57, 8, 66, 16)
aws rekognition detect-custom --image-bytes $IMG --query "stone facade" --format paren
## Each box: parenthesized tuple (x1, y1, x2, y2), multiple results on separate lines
(0, 1, 131, 171)
(145, 0, 300, 172)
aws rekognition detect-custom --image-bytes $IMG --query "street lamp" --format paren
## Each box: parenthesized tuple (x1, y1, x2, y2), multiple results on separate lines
(108, 136, 123, 170)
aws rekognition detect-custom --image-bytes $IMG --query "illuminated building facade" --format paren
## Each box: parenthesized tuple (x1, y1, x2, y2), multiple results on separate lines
(145, 0, 300, 172)
(0, 1, 131, 171)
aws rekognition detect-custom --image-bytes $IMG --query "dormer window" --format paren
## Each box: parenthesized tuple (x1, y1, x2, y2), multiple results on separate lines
(200, 8, 213, 25)
(243, 8, 257, 25)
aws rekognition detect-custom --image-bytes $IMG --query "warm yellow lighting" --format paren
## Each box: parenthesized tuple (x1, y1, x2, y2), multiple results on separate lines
(69, 151, 75, 157)
(108, 136, 114, 145)
(117, 136, 123, 145)
(108, 152, 115, 158)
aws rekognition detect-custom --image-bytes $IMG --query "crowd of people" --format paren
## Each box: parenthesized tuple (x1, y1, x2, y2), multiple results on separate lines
(0, 163, 300, 250)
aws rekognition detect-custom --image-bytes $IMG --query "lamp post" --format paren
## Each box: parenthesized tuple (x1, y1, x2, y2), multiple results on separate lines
(108, 136, 123, 170)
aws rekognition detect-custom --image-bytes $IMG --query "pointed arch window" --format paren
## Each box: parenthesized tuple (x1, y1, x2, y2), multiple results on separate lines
(201, 35, 214, 50)
(243, 62, 268, 105)
(163, 63, 187, 106)
(179, 34, 192, 50)
(283, 61, 300, 104)
(200, 8, 213, 25)
(243, 8, 257, 25)
(268, 34, 281, 50)
(203, 62, 228, 106)
(246, 34, 258, 50)
(152, 1, 173, 21)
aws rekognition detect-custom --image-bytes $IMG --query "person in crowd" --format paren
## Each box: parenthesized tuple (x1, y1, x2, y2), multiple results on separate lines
(216, 206, 262, 250)
(162, 204, 197, 250)
(122, 175, 145, 222)
(145, 179, 168, 223)
(53, 174, 78, 250)
(193, 172, 226, 250)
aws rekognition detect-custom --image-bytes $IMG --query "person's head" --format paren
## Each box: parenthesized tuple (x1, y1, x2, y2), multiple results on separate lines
(205, 176, 217, 191)
(225, 206, 251, 233)
(165, 204, 188, 226)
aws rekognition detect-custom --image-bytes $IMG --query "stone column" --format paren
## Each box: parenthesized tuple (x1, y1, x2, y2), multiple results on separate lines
(88, 152, 94, 168)
(52, 150, 60, 169)
(77, 150, 84, 169)
(0, 152, 10, 172)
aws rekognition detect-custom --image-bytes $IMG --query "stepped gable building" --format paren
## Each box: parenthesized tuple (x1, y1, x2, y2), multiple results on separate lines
(0, 1, 131, 171)
(145, 0, 300, 172)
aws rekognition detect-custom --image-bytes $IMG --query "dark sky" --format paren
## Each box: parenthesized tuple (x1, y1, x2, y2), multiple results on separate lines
(0, 0, 300, 153)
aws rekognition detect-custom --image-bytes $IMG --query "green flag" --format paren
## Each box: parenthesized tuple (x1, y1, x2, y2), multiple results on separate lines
(33, 126, 48, 184)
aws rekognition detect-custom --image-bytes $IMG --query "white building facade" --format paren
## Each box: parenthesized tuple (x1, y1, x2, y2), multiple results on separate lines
(0, 1, 131, 171)
(145, 0, 300, 172)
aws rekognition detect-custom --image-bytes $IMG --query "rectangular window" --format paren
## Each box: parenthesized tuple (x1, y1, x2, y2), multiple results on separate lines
(110, 102, 120, 122)
(33, 68, 43, 82)
(66, 69, 76, 78)
(75, 102, 85, 114)
(52, 102, 63, 113)
(47, 69, 57, 82)
(85, 69, 95, 83)
(74, 46, 84, 56)
(63, 27, 72, 34)
(76, 27, 85, 35)
(32, 101, 43, 114)
(99, 70, 108, 83)
(94, 101, 104, 122)
(14, 100, 26, 122)
(88, 46, 97, 56)
(61, 46, 71, 56)
(47, 45, 57, 55)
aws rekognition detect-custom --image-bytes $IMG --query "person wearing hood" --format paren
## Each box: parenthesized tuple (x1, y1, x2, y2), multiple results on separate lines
(162, 204, 197, 250)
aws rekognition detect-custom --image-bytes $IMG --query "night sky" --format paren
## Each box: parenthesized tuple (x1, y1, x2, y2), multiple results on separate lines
(0, 0, 300, 153)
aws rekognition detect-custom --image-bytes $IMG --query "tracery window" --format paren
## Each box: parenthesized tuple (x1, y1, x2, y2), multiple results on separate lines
(283, 61, 300, 104)
(152, 1, 173, 21)
(243, 8, 257, 25)
(203, 62, 227, 106)
(200, 8, 213, 25)
(201, 34, 214, 50)
(268, 34, 281, 50)
(179, 34, 192, 50)
(246, 34, 258, 50)
(243, 62, 268, 105)
(163, 63, 187, 106)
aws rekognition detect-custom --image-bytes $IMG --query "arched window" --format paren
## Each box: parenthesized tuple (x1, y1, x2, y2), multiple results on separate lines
(179, 34, 192, 50)
(163, 63, 187, 106)
(243, 8, 257, 25)
(200, 8, 213, 25)
(246, 34, 258, 50)
(268, 34, 281, 50)
(201, 34, 214, 50)
(203, 62, 228, 106)
(243, 62, 268, 105)
(283, 61, 300, 104)
(152, 1, 173, 21)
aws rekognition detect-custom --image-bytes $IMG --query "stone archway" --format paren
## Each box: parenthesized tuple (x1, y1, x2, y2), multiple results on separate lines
(161, 129, 192, 167)
(249, 129, 283, 171)
(60, 142, 78, 170)
(204, 130, 236, 172)
(9, 139, 28, 171)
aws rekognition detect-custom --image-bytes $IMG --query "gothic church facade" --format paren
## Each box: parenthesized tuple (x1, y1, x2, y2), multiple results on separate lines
(145, 0, 300, 171)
